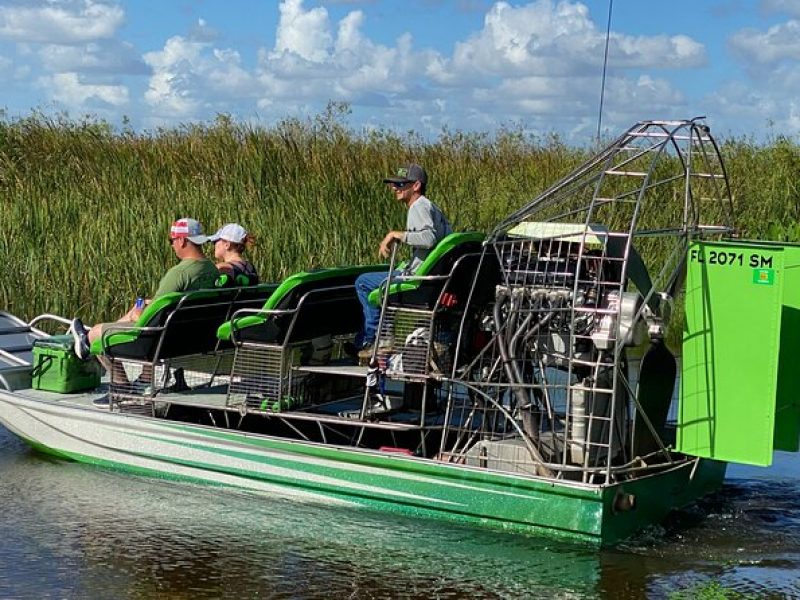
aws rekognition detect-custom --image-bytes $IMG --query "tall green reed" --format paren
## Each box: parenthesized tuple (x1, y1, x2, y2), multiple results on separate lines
(0, 109, 796, 326)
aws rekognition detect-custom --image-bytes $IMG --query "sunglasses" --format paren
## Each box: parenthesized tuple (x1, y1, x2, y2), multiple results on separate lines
(390, 181, 412, 190)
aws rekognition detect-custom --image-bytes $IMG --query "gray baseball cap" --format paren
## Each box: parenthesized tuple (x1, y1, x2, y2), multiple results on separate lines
(383, 163, 427, 186)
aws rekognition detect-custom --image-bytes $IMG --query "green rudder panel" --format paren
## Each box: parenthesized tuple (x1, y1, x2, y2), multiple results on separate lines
(679, 241, 784, 466)
(774, 245, 800, 451)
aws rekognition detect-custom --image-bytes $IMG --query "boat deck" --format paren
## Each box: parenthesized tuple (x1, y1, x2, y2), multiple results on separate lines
(13, 369, 450, 431)
(14, 379, 230, 410)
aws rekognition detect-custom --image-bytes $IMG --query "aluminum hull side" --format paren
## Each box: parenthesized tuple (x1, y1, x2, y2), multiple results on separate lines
(0, 390, 726, 545)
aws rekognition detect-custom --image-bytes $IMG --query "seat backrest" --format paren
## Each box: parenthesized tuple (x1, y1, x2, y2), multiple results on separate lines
(93, 283, 277, 361)
(219, 265, 385, 344)
(230, 282, 280, 314)
(367, 232, 485, 307)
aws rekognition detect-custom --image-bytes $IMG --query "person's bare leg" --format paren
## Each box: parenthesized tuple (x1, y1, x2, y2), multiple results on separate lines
(87, 302, 147, 386)
(89, 323, 129, 384)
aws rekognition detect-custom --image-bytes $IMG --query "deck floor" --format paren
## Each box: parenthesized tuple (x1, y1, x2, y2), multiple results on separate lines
(13, 373, 447, 430)
(15, 378, 232, 411)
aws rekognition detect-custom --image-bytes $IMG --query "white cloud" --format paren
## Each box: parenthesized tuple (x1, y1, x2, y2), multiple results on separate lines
(272, 0, 332, 62)
(255, 2, 426, 103)
(334, 10, 364, 55)
(0, 0, 123, 44)
(142, 36, 209, 117)
(0, 0, 722, 140)
(42, 71, 128, 106)
(143, 35, 256, 118)
(0, 1, 138, 114)
(707, 81, 781, 125)
(788, 101, 800, 132)
(705, 67, 800, 135)
(729, 20, 800, 65)
(133, 0, 704, 137)
(433, 0, 705, 82)
(722, 14, 800, 135)
(38, 40, 146, 74)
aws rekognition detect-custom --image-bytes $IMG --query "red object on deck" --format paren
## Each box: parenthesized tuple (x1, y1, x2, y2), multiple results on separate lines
(439, 292, 458, 308)
(378, 446, 414, 456)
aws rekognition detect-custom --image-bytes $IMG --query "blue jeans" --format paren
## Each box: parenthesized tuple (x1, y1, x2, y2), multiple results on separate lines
(355, 270, 400, 347)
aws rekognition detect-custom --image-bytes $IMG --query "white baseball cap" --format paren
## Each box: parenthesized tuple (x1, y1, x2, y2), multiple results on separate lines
(208, 223, 248, 244)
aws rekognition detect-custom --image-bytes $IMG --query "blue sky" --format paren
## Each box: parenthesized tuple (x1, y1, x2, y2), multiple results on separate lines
(0, 0, 798, 143)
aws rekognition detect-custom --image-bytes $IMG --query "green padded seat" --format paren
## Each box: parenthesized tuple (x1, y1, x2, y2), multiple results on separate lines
(366, 232, 485, 307)
(217, 265, 386, 344)
(91, 283, 278, 361)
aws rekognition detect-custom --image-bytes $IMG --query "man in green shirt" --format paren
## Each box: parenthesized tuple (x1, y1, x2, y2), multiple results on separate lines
(71, 217, 218, 359)
(153, 218, 219, 297)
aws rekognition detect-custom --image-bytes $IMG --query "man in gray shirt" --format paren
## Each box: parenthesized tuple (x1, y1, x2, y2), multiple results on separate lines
(354, 163, 452, 361)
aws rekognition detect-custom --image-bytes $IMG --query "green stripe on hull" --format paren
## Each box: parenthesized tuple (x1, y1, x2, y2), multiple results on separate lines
(129, 425, 607, 540)
(2, 397, 727, 545)
(29, 441, 608, 544)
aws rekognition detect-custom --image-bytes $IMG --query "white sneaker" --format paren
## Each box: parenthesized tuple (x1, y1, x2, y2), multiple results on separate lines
(70, 318, 90, 360)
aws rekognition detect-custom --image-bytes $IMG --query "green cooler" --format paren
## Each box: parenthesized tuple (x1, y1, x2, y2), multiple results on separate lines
(31, 334, 101, 393)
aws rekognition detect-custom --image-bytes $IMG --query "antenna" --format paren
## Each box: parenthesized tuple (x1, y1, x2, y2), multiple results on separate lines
(596, 0, 614, 145)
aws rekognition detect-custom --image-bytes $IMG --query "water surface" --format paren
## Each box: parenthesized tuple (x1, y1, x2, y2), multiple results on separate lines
(0, 426, 798, 599)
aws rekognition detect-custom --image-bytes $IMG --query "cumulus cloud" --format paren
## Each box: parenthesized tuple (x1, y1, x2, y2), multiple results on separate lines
(256, 2, 428, 103)
(431, 0, 705, 83)
(0, 0, 123, 44)
(42, 71, 128, 106)
(272, 0, 332, 62)
(38, 40, 147, 74)
(729, 20, 800, 66)
(722, 11, 800, 134)
(143, 35, 256, 118)
(132, 0, 705, 136)
(706, 81, 781, 130)
(0, 1, 138, 115)
(0, 0, 716, 139)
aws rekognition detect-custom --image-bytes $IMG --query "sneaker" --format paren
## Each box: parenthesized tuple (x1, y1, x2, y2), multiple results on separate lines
(70, 318, 90, 360)
(366, 394, 403, 416)
(163, 367, 188, 393)
(92, 395, 110, 407)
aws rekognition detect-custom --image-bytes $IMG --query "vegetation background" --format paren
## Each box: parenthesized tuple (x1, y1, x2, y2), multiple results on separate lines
(1, 105, 798, 328)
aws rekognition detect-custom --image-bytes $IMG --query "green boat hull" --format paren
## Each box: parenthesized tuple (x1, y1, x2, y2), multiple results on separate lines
(0, 392, 726, 545)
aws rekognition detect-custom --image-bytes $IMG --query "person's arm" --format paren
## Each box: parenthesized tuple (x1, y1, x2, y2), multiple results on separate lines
(153, 264, 184, 298)
(403, 201, 438, 249)
(379, 231, 405, 258)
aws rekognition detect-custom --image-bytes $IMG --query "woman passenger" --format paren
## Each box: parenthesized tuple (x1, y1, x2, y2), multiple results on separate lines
(207, 223, 259, 286)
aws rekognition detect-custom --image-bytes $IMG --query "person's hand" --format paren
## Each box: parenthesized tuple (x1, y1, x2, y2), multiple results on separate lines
(124, 298, 151, 322)
(379, 231, 402, 258)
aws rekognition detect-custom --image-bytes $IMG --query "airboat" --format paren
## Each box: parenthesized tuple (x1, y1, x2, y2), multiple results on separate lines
(1, 119, 797, 545)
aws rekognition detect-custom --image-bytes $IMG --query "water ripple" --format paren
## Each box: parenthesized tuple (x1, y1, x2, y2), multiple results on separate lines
(1, 424, 799, 599)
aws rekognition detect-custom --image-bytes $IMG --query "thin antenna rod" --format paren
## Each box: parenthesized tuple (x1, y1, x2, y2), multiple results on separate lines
(596, 0, 613, 144)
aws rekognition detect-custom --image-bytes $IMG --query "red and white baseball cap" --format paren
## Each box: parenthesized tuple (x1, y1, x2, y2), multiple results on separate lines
(170, 218, 208, 244)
